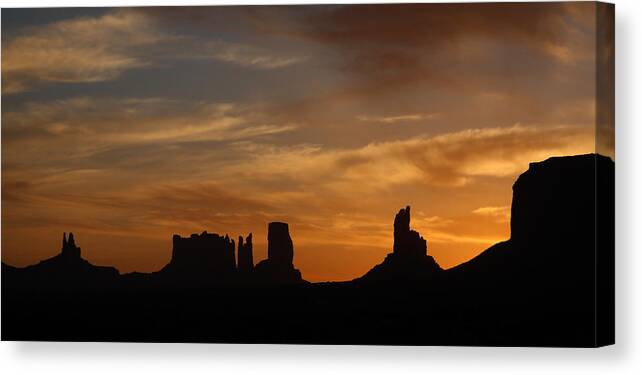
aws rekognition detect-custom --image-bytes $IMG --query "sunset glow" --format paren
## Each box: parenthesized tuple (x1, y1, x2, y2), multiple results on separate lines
(1, 3, 611, 281)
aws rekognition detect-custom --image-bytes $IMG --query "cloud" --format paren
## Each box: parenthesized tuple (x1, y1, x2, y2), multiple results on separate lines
(472, 206, 511, 222)
(2, 97, 297, 148)
(2, 10, 305, 94)
(2, 11, 159, 93)
(197, 40, 306, 69)
(1, 96, 299, 199)
(231, 124, 595, 193)
(5, 120, 588, 224)
(395, 124, 594, 184)
(249, 3, 598, 100)
(3, 4, 593, 96)
(356, 113, 440, 124)
(1, 176, 279, 243)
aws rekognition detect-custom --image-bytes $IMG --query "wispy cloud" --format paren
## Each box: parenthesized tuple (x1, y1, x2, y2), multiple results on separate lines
(271, 2, 597, 97)
(472, 206, 511, 222)
(3, 97, 297, 148)
(2, 10, 305, 94)
(2, 11, 159, 93)
(356, 113, 440, 124)
(231, 124, 594, 193)
(199, 40, 306, 69)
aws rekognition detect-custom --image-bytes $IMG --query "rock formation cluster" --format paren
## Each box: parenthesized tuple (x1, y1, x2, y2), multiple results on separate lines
(158, 222, 302, 284)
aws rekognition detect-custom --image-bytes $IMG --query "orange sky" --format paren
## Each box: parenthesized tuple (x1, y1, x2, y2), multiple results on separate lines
(1, 3, 612, 281)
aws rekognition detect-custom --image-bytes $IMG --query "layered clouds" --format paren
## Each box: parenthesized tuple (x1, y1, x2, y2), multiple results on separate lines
(2, 4, 606, 280)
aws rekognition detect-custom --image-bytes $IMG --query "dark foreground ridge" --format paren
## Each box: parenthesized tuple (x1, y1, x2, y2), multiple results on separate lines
(1, 154, 614, 347)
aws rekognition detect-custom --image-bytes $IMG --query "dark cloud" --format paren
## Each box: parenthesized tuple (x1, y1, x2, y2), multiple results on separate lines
(133, 3, 588, 93)
(260, 3, 589, 92)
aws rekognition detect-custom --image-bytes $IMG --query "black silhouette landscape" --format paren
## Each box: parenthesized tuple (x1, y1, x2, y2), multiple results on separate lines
(1, 153, 614, 346)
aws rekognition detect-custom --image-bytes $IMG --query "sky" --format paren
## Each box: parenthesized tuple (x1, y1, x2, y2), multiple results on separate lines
(1, 3, 613, 281)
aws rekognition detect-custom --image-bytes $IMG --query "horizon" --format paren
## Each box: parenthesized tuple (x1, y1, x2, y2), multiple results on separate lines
(1, 3, 614, 282)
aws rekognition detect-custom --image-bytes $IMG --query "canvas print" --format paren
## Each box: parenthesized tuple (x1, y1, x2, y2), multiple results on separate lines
(1, 2, 614, 347)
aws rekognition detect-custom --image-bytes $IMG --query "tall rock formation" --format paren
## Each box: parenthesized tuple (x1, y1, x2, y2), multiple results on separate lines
(393, 206, 427, 258)
(254, 222, 303, 284)
(357, 205, 441, 283)
(237, 233, 254, 273)
(267, 222, 294, 265)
